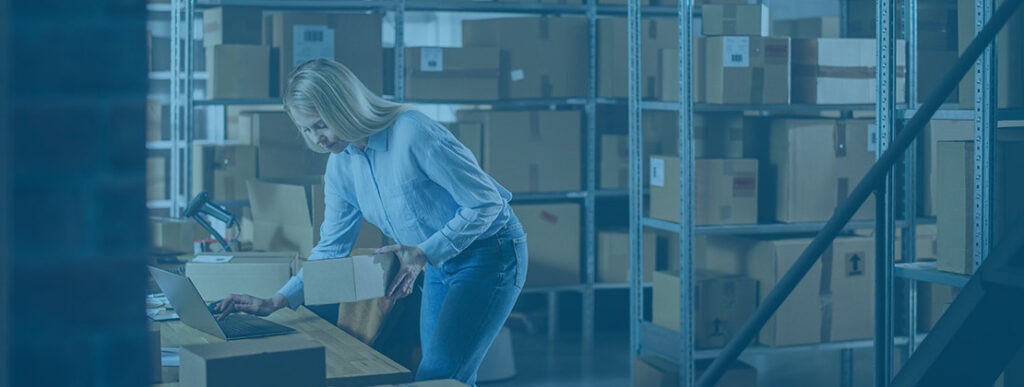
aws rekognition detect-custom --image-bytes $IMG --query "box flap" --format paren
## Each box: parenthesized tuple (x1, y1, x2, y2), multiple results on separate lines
(247, 176, 322, 226)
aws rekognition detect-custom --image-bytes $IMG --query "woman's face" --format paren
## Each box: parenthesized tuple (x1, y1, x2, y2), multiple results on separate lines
(291, 111, 348, 154)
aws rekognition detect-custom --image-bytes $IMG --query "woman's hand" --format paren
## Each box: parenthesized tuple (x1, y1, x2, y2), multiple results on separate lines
(213, 293, 288, 320)
(377, 244, 427, 301)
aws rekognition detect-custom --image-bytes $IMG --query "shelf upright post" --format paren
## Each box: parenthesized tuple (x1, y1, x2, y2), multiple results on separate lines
(627, 0, 646, 380)
(902, 0, 920, 361)
(170, 0, 182, 217)
(875, 0, 898, 384)
(582, 0, 599, 354)
(184, 0, 195, 209)
(973, 0, 996, 273)
(394, 0, 406, 102)
(676, 0, 695, 385)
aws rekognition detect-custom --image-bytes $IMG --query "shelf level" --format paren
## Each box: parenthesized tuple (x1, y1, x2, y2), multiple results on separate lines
(894, 261, 970, 288)
(640, 217, 921, 236)
(641, 101, 882, 114)
(190, 0, 682, 15)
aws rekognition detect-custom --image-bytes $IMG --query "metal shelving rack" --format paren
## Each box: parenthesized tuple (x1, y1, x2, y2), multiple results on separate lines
(625, 0, 1004, 386)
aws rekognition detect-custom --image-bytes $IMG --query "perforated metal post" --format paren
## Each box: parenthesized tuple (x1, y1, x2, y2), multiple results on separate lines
(170, 0, 182, 217)
(677, 1, 695, 386)
(973, 0, 996, 271)
(582, 0, 599, 354)
(394, 0, 405, 101)
(627, 0, 645, 380)
(875, 0, 898, 384)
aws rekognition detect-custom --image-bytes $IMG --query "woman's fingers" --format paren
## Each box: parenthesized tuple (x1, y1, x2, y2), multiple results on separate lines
(376, 244, 402, 254)
(387, 271, 409, 299)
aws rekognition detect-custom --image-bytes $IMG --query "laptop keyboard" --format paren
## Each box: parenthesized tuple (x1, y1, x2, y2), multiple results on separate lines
(207, 301, 295, 339)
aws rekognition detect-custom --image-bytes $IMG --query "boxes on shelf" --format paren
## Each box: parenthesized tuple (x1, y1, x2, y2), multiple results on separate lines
(151, 217, 210, 252)
(202, 6, 263, 47)
(179, 336, 325, 387)
(652, 270, 758, 349)
(921, 120, 972, 217)
(147, 32, 171, 72)
(649, 156, 758, 226)
(147, 156, 167, 201)
(600, 134, 628, 189)
(205, 44, 271, 99)
(265, 12, 384, 96)
(598, 18, 678, 99)
(303, 252, 396, 305)
(404, 47, 500, 101)
(772, 16, 840, 39)
(700, 36, 790, 104)
(791, 38, 906, 104)
(632, 356, 757, 387)
(463, 16, 588, 99)
(918, 282, 959, 332)
(236, 111, 328, 179)
(192, 144, 258, 202)
(694, 113, 759, 159)
(456, 110, 581, 193)
(146, 98, 167, 142)
(247, 176, 386, 256)
(918, 50, 959, 104)
(701, 4, 770, 37)
(226, 104, 283, 141)
(597, 231, 656, 283)
(185, 251, 300, 301)
(513, 203, 580, 287)
(769, 119, 875, 223)
(959, 0, 1024, 108)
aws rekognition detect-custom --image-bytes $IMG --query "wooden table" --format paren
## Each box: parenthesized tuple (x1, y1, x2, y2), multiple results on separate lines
(154, 307, 411, 386)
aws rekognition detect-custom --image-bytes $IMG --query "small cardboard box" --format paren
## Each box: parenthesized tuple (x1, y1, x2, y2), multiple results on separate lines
(151, 217, 209, 252)
(179, 335, 326, 387)
(205, 44, 271, 100)
(702, 4, 770, 37)
(652, 270, 758, 349)
(192, 144, 258, 202)
(514, 203, 581, 287)
(701, 36, 790, 104)
(597, 231, 656, 283)
(649, 156, 758, 226)
(303, 253, 396, 305)
(791, 38, 906, 104)
(405, 47, 500, 101)
(202, 7, 263, 47)
(185, 252, 300, 301)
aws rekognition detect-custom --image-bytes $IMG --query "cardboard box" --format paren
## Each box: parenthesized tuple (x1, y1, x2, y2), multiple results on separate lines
(600, 135, 629, 189)
(921, 120, 973, 217)
(147, 156, 167, 201)
(151, 217, 209, 252)
(179, 336, 326, 387)
(185, 252, 299, 301)
(457, 110, 581, 192)
(463, 17, 588, 99)
(769, 119, 876, 223)
(746, 236, 875, 346)
(235, 111, 328, 179)
(792, 38, 906, 104)
(303, 253, 396, 304)
(266, 13, 383, 96)
(192, 145, 258, 202)
(773, 16, 840, 39)
(702, 4, 769, 37)
(658, 42, 706, 103)
(447, 122, 484, 165)
(649, 156, 758, 226)
(247, 177, 386, 256)
(205, 44, 271, 99)
(597, 231, 656, 283)
(146, 98, 168, 142)
(405, 47, 500, 101)
(227, 105, 284, 142)
(633, 356, 757, 387)
(202, 7, 262, 47)
(598, 19, 678, 99)
(958, 0, 1024, 109)
(514, 204, 580, 287)
(653, 270, 758, 349)
(701, 37, 790, 104)
(918, 283, 958, 332)
(693, 113, 754, 159)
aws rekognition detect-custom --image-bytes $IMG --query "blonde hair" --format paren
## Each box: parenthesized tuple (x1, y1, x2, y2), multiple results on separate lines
(284, 59, 410, 152)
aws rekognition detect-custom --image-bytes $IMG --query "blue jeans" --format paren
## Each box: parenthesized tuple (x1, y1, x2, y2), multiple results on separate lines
(415, 216, 528, 386)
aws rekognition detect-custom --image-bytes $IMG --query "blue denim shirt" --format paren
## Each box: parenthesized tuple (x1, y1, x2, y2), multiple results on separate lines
(278, 110, 513, 308)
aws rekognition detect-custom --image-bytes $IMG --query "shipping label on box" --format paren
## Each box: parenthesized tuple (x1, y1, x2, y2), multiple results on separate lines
(186, 252, 299, 301)
(303, 253, 396, 304)
(291, 24, 335, 68)
(267, 13, 383, 95)
(180, 336, 325, 387)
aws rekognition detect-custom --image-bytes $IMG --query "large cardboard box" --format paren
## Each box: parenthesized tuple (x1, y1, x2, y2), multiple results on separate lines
(597, 231, 656, 283)
(147, 156, 167, 201)
(657, 42, 705, 103)
(303, 253, 396, 304)
(702, 4, 769, 37)
(185, 252, 299, 301)
(745, 236, 875, 346)
(921, 120, 973, 217)
(773, 16, 840, 39)
(792, 38, 906, 104)
(247, 177, 385, 256)
(769, 119, 876, 223)
(514, 204, 580, 287)
(463, 17, 588, 99)
(457, 110, 581, 192)
(405, 47, 500, 101)
(236, 111, 328, 179)
(633, 356, 756, 387)
(652, 270, 758, 349)
(202, 7, 262, 47)
(918, 283, 958, 332)
(192, 145, 258, 202)
(701, 36, 790, 104)
(151, 217, 209, 252)
(597, 19, 678, 99)
(265, 13, 383, 96)
(205, 44, 271, 100)
(179, 336, 326, 387)
(649, 156, 758, 226)
(959, 0, 1024, 109)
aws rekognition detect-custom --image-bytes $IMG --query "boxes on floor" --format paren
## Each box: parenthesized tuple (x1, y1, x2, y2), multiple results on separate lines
(303, 252, 396, 304)
(247, 177, 386, 256)
(185, 251, 299, 301)
(179, 336, 326, 387)
(514, 204, 580, 287)
(463, 16, 588, 99)
(633, 355, 757, 387)
(791, 38, 906, 104)
(405, 47, 500, 101)
(652, 270, 758, 349)
(597, 231, 656, 283)
(769, 119, 876, 223)
(456, 110, 581, 193)
(649, 156, 758, 226)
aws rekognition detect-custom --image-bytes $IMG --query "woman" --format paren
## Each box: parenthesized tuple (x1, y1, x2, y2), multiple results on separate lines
(214, 59, 528, 386)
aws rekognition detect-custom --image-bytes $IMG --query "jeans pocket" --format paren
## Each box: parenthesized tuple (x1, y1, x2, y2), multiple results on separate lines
(510, 236, 528, 289)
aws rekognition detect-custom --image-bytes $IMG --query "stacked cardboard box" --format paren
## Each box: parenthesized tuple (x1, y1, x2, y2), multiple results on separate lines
(791, 38, 906, 104)
(404, 47, 500, 101)
(699, 36, 790, 104)
(769, 119, 876, 223)
(186, 251, 300, 301)
(180, 336, 326, 387)
(597, 19, 678, 99)
(597, 231, 656, 283)
(649, 156, 758, 226)
(773, 16, 840, 39)
(192, 145, 258, 202)
(514, 203, 580, 287)
(203, 7, 269, 99)
(463, 17, 588, 99)
(236, 111, 328, 178)
(652, 270, 758, 349)
(702, 4, 770, 37)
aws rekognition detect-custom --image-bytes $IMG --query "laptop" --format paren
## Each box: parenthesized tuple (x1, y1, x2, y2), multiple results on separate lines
(149, 266, 296, 340)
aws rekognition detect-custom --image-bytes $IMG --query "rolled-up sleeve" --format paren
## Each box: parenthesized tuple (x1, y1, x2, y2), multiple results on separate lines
(277, 167, 363, 309)
(413, 127, 505, 266)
